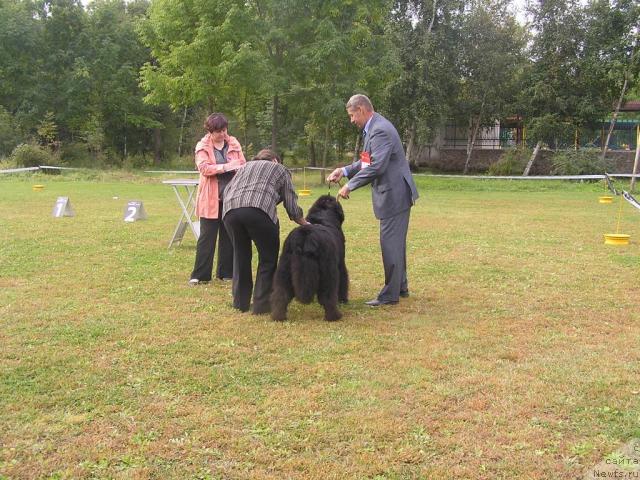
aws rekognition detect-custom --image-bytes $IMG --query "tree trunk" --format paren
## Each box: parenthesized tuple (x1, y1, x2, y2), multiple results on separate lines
(406, 122, 417, 169)
(631, 126, 640, 193)
(523, 141, 541, 176)
(153, 128, 162, 165)
(323, 123, 330, 166)
(123, 112, 127, 159)
(463, 115, 481, 174)
(271, 94, 278, 152)
(177, 106, 187, 157)
(243, 92, 248, 150)
(309, 139, 316, 167)
(602, 36, 638, 160)
(321, 123, 330, 181)
(601, 76, 628, 161)
(427, 0, 437, 34)
(354, 133, 361, 158)
(463, 96, 486, 174)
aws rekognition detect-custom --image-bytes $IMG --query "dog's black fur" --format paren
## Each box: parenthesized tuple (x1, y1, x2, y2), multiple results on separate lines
(271, 195, 349, 321)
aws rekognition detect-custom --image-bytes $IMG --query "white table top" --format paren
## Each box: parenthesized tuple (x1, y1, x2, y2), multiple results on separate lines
(162, 179, 199, 186)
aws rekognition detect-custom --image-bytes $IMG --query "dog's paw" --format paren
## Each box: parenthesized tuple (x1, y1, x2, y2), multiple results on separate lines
(325, 311, 342, 322)
(271, 312, 287, 322)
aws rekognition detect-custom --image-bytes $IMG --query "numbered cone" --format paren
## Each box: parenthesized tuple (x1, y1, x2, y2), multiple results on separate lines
(52, 196, 75, 217)
(123, 200, 147, 222)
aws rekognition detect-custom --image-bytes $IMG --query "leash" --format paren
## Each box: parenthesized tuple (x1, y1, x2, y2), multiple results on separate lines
(327, 176, 343, 201)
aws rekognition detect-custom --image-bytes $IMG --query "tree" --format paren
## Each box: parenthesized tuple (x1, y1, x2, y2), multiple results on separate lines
(139, 0, 392, 162)
(385, 0, 463, 168)
(0, 106, 21, 156)
(0, 0, 42, 124)
(293, 0, 393, 166)
(139, 0, 261, 109)
(519, 0, 587, 172)
(37, 111, 58, 147)
(582, 0, 640, 160)
(457, 0, 525, 173)
(85, 0, 167, 160)
(520, 0, 639, 173)
(36, 0, 92, 139)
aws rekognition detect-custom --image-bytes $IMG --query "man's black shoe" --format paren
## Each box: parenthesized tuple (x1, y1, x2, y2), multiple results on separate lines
(365, 299, 399, 307)
(400, 290, 409, 298)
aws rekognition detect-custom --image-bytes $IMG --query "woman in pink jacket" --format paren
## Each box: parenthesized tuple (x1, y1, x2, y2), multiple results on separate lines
(189, 113, 246, 285)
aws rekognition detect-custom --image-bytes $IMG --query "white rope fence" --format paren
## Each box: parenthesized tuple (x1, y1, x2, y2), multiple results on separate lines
(0, 165, 84, 174)
(3, 165, 639, 184)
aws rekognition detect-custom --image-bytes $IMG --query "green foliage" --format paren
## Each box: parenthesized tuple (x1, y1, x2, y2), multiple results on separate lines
(385, 0, 460, 156)
(0, 0, 41, 117)
(519, 0, 639, 149)
(456, 2, 526, 125)
(0, 0, 637, 172)
(487, 148, 531, 175)
(551, 149, 611, 175)
(526, 114, 575, 150)
(80, 114, 105, 159)
(59, 142, 90, 167)
(37, 112, 58, 146)
(0, 0, 177, 163)
(0, 106, 21, 156)
(139, 0, 391, 159)
(122, 153, 155, 170)
(10, 143, 56, 168)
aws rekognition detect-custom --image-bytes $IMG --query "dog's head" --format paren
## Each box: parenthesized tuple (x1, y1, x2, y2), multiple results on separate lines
(305, 194, 345, 228)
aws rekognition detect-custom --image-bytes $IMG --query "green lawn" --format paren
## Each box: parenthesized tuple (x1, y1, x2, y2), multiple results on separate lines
(1, 172, 639, 479)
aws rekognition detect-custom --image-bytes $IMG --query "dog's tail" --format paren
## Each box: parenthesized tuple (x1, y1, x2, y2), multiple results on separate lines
(291, 229, 320, 304)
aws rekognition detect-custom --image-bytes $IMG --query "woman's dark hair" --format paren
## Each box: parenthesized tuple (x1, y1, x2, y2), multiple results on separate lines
(252, 148, 280, 163)
(204, 113, 228, 133)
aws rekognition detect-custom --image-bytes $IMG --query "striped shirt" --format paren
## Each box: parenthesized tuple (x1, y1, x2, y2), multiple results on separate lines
(222, 160, 303, 224)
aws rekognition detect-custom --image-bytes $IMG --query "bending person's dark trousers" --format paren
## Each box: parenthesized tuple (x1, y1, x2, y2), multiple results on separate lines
(223, 207, 280, 314)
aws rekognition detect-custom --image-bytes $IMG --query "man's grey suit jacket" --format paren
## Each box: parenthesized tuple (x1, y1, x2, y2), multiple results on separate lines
(345, 112, 419, 219)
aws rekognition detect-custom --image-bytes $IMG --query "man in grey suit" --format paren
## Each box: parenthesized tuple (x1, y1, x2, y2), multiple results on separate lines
(327, 94, 419, 307)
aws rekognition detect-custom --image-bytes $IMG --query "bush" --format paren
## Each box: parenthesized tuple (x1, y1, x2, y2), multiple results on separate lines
(164, 154, 197, 170)
(487, 148, 531, 176)
(122, 153, 155, 170)
(551, 149, 610, 175)
(10, 143, 55, 168)
(59, 142, 90, 167)
(0, 155, 18, 170)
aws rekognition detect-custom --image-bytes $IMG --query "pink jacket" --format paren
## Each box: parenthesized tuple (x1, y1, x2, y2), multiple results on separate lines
(194, 133, 246, 219)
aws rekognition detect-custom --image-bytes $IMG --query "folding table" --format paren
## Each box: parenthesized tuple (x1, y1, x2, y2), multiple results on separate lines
(162, 179, 200, 248)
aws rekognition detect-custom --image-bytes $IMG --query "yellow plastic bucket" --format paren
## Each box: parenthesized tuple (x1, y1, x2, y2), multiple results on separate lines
(598, 196, 613, 204)
(32, 184, 45, 191)
(603, 233, 630, 245)
(298, 189, 311, 197)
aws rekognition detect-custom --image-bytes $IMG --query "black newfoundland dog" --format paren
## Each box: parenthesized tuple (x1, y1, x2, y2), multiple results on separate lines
(271, 195, 349, 321)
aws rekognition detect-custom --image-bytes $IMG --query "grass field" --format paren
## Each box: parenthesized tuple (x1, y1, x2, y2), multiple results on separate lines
(1, 171, 640, 479)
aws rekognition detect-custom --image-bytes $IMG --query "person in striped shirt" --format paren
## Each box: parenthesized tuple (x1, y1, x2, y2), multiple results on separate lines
(222, 149, 309, 314)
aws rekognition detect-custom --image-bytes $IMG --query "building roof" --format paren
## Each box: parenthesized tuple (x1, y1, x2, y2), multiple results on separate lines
(620, 100, 640, 112)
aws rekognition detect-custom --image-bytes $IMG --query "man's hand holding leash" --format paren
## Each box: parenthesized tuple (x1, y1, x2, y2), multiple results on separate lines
(326, 168, 350, 200)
